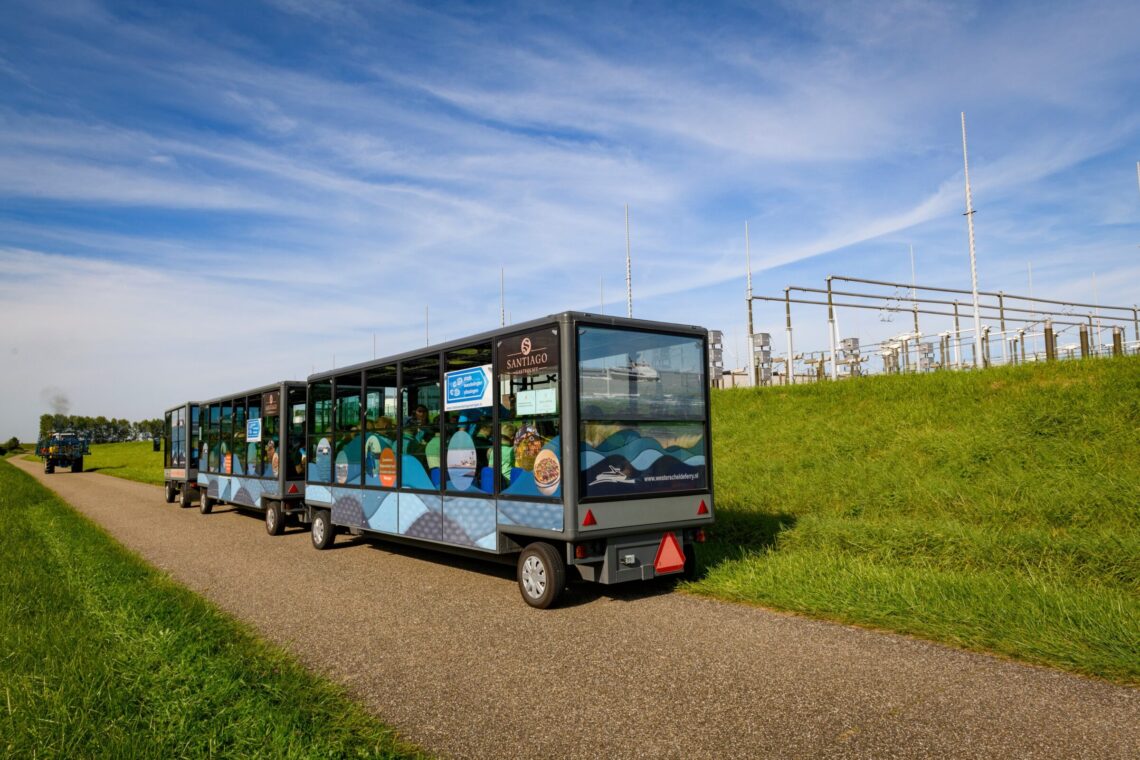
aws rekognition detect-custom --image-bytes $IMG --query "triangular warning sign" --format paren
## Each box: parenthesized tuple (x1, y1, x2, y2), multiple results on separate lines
(654, 532, 686, 575)
(582, 509, 597, 527)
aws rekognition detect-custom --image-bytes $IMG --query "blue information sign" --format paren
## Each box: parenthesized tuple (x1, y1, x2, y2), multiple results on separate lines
(445, 364, 493, 411)
(247, 417, 262, 443)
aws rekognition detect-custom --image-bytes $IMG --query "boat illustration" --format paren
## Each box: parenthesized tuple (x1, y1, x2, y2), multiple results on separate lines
(588, 465, 636, 486)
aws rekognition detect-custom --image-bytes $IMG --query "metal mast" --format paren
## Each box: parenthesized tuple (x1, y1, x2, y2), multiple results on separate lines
(625, 204, 633, 318)
(961, 112, 984, 367)
(746, 221, 756, 385)
(785, 287, 794, 386)
(500, 266, 505, 327)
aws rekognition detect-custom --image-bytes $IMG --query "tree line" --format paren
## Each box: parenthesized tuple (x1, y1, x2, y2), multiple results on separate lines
(39, 414, 164, 443)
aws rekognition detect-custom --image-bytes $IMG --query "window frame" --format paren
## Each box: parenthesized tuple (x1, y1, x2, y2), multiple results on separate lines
(575, 322, 712, 503)
(494, 327, 562, 504)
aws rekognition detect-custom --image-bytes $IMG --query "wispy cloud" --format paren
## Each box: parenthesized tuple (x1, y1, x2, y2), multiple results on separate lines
(1, 0, 1138, 437)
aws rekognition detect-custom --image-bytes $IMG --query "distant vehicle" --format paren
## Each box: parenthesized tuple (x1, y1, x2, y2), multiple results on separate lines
(36, 431, 90, 474)
(162, 402, 201, 507)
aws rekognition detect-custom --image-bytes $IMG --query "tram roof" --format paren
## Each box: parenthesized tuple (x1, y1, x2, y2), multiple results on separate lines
(307, 311, 708, 383)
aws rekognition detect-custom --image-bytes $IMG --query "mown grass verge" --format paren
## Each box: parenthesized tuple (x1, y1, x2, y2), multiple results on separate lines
(0, 458, 426, 759)
(688, 356, 1140, 684)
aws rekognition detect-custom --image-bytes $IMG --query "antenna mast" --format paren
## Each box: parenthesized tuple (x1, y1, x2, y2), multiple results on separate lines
(625, 204, 633, 318)
(500, 266, 505, 327)
(961, 112, 984, 367)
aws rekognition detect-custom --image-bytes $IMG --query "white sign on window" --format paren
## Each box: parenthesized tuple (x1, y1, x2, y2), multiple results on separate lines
(515, 390, 537, 415)
(535, 388, 557, 414)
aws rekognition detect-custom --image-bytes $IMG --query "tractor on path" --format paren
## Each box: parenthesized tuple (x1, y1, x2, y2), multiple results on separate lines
(36, 431, 91, 474)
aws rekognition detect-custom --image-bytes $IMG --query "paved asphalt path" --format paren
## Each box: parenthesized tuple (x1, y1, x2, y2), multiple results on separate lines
(13, 458, 1139, 759)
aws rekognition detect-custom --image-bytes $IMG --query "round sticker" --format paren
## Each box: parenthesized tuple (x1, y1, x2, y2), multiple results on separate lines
(379, 447, 397, 487)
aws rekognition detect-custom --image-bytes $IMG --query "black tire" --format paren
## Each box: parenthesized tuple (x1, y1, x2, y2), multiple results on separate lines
(165, 482, 176, 503)
(265, 500, 284, 536)
(71, 457, 83, 473)
(45, 462, 54, 474)
(311, 509, 335, 550)
(180, 486, 192, 508)
(517, 542, 566, 609)
(200, 493, 215, 514)
(681, 542, 698, 582)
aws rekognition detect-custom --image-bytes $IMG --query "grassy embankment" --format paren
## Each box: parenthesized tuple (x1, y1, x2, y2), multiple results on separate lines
(690, 356, 1140, 684)
(0, 458, 425, 759)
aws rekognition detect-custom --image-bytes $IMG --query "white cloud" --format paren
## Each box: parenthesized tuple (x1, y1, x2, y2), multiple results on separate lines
(1, 0, 1138, 437)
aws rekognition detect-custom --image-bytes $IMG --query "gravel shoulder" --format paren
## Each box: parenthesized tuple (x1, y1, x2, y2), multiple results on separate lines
(13, 457, 1139, 759)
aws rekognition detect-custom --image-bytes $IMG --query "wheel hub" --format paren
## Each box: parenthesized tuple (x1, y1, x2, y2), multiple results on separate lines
(521, 555, 547, 598)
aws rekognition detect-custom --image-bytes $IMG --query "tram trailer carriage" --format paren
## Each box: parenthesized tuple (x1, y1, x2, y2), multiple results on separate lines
(196, 381, 308, 535)
(162, 401, 201, 507)
(301, 311, 715, 608)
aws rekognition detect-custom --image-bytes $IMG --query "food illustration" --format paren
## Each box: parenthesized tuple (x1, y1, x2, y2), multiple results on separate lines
(512, 424, 545, 471)
(533, 448, 561, 496)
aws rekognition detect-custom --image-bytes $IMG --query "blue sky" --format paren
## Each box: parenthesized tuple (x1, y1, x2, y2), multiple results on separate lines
(2, 0, 1138, 438)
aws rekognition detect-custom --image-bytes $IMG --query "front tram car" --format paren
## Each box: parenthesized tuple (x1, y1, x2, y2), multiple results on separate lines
(301, 312, 714, 608)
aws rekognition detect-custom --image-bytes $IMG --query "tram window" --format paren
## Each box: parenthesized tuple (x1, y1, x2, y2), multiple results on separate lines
(190, 406, 200, 469)
(286, 387, 305, 479)
(261, 392, 278, 478)
(207, 404, 220, 472)
(220, 401, 233, 475)
(308, 380, 333, 483)
(495, 329, 561, 499)
(171, 407, 185, 469)
(233, 398, 246, 476)
(577, 326, 708, 498)
(246, 395, 261, 478)
(163, 412, 173, 469)
(364, 365, 398, 488)
(333, 371, 362, 487)
(443, 344, 493, 495)
(399, 354, 440, 490)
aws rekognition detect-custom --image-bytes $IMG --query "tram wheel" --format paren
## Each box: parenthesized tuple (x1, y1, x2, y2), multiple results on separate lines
(517, 542, 565, 609)
(311, 509, 335, 550)
(265, 500, 284, 536)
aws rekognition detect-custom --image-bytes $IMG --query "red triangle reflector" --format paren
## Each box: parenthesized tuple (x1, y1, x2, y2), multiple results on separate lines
(288, 484, 298, 494)
(582, 509, 597, 527)
(697, 500, 709, 515)
(654, 532, 686, 575)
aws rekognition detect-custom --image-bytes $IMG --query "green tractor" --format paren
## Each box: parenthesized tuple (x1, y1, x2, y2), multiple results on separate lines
(36, 431, 91, 474)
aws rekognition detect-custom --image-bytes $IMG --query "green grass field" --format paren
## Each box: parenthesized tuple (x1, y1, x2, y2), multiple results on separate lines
(0, 458, 425, 759)
(80, 440, 166, 485)
(26, 358, 1140, 685)
(689, 356, 1140, 684)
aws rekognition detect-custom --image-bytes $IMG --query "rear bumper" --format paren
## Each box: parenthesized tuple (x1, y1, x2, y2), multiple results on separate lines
(573, 529, 694, 585)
